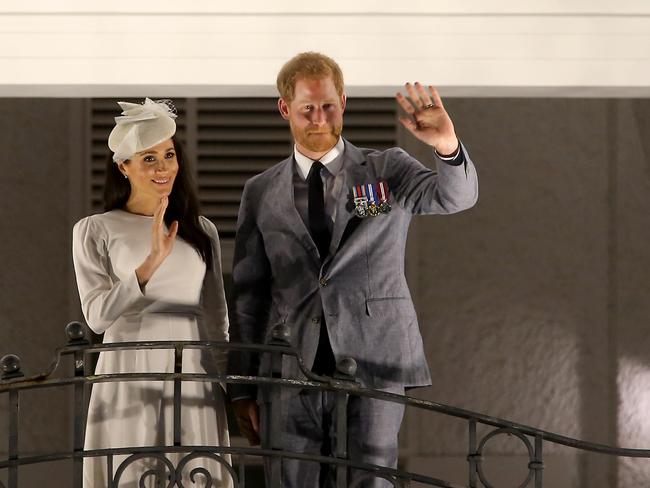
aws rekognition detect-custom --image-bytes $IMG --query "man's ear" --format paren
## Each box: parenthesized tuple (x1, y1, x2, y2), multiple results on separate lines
(278, 98, 290, 120)
(341, 93, 347, 114)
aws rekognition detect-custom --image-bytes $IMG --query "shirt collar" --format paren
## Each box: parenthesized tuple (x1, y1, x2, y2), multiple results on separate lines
(294, 137, 345, 180)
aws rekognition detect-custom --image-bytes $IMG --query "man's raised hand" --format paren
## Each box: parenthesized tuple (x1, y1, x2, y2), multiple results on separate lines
(396, 82, 459, 156)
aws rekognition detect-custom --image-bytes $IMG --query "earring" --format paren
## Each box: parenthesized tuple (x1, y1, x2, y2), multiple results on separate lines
(123, 174, 128, 179)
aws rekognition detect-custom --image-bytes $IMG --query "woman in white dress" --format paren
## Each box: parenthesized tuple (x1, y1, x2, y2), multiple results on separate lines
(72, 99, 232, 488)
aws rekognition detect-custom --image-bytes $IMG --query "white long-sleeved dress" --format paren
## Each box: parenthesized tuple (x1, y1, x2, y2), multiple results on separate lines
(72, 209, 232, 488)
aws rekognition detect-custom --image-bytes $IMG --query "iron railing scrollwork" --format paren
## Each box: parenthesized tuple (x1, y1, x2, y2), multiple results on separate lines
(1, 321, 650, 487)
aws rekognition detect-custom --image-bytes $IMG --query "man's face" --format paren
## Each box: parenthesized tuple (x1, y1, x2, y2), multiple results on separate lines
(278, 76, 346, 156)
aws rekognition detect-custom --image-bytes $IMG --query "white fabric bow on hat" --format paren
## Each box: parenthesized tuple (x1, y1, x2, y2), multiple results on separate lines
(108, 98, 177, 162)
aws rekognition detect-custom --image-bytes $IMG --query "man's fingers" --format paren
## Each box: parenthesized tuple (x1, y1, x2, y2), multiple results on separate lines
(249, 403, 260, 434)
(235, 418, 257, 444)
(244, 417, 261, 445)
(395, 92, 415, 115)
(244, 430, 260, 446)
(399, 116, 418, 135)
(405, 82, 423, 109)
(429, 86, 444, 109)
(231, 399, 261, 445)
(415, 82, 433, 107)
(235, 414, 260, 446)
(250, 432, 261, 446)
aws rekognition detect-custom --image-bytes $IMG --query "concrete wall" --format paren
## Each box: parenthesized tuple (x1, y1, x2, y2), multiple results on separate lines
(398, 98, 650, 487)
(1, 2, 650, 97)
(1, 98, 650, 487)
(0, 99, 87, 486)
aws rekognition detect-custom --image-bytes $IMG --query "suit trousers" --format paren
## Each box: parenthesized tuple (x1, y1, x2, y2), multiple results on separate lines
(261, 385, 405, 487)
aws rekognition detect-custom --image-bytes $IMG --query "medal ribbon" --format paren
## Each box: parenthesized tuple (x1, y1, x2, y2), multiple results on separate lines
(366, 183, 376, 205)
(378, 181, 388, 203)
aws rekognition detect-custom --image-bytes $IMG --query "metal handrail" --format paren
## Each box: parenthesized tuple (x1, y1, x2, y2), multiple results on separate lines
(1, 322, 649, 487)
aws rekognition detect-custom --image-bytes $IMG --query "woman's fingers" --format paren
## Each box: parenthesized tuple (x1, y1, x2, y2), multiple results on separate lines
(167, 221, 179, 241)
(151, 197, 176, 258)
(153, 196, 166, 229)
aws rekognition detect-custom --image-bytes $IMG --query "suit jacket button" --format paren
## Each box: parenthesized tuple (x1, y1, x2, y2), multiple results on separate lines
(319, 278, 328, 287)
(311, 317, 321, 324)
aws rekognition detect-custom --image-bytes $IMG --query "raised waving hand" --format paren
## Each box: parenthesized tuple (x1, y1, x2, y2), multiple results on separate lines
(396, 82, 459, 156)
(135, 196, 179, 288)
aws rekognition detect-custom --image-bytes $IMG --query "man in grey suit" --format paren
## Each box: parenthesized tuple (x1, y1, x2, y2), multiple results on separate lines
(229, 52, 478, 487)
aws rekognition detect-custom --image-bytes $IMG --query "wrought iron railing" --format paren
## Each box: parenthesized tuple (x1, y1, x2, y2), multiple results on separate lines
(1, 322, 650, 487)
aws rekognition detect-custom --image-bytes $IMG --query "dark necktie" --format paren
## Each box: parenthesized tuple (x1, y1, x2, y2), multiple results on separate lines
(307, 161, 331, 262)
(307, 162, 336, 375)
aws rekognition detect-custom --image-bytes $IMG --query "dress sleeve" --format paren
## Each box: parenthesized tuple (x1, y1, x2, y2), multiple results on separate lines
(199, 216, 230, 375)
(72, 216, 149, 334)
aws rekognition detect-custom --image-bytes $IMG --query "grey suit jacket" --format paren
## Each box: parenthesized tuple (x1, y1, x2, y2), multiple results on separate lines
(229, 139, 478, 399)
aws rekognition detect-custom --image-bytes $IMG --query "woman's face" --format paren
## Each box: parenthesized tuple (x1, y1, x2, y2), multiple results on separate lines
(118, 138, 179, 199)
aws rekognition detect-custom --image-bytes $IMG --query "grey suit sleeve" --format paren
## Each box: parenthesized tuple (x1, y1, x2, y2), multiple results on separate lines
(384, 142, 478, 215)
(228, 180, 272, 399)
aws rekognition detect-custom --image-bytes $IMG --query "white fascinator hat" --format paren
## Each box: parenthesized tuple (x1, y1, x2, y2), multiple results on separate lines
(108, 98, 177, 162)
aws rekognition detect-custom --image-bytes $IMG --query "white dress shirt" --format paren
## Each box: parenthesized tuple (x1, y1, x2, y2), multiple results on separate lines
(293, 137, 346, 231)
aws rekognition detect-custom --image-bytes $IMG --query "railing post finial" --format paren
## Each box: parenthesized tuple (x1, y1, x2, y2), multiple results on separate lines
(65, 321, 89, 345)
(270, 324, 291, 346)
(1, 354, 23, 380)
(334, 357, 357, 380)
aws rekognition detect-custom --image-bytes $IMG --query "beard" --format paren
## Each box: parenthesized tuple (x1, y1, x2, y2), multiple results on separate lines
(290, 120, 343, 153)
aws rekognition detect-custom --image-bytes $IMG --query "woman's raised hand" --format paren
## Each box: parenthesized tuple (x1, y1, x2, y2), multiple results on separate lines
(135, 196, 179, 288)
(151, 196, 179, 261)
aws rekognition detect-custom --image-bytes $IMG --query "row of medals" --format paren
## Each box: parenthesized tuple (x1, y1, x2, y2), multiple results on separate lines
(353, 183, 392, 218)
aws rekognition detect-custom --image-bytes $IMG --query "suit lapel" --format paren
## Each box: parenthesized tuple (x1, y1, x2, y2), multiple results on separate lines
(269, 156, 321, 265)
(267, 142, 369, 266)
(328, 141, 369, 255)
